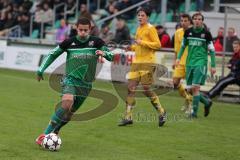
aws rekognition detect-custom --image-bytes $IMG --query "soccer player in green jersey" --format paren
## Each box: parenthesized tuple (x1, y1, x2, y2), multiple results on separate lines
(35, 17, 114, 145)
(176, 12, 216, 118)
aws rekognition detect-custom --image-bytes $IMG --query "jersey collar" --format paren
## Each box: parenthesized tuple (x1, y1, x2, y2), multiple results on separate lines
(76, 35, 90, 43)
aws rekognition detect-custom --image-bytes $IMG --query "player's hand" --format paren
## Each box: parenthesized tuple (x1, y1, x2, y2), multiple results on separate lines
(210, 67, 216, 75)
(37, 75, 44, 82)
(175, 59, 180, 66)
(95, 50, 105, 57)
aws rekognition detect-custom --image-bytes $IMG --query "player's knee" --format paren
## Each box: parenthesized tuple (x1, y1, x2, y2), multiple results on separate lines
(192, 86, 200, 95)
(62, 94, 74, 110)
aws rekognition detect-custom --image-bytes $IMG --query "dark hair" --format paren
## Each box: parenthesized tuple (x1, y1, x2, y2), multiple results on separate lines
(136, 6, 151, 17)
(233, 40, 240, 45)
(192, 12, 204, 21)
(155, 25, 164, 29)
(76, 17, 91, 27)
(181, 13, 191, 21)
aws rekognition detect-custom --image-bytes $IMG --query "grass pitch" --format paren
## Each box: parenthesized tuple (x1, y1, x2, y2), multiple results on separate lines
(0, 69, 239, 160)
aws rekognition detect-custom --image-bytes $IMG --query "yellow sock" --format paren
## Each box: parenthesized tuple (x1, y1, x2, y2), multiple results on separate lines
(150, 95, 165, 114)
(125, 105, 133, 120)
(125, 97, 136, 120)
(178, 84, 188, 98)
(178, 84, 192, 103)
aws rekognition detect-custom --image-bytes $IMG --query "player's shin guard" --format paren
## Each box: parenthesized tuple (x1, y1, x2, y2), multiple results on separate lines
(44, 107, 67, 134)
(125, 97, 136, 120)
(192, 95, 200, 117)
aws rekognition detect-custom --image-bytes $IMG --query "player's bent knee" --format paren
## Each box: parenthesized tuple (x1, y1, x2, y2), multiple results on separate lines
(192, 85, 200, 95)
(62, 94, 74, 110)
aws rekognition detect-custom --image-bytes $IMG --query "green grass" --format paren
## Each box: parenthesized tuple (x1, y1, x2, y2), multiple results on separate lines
(0, 69, 240, 160)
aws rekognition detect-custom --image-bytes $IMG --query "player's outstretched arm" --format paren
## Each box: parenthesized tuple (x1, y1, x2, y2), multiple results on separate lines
(37, 46, 64, 81)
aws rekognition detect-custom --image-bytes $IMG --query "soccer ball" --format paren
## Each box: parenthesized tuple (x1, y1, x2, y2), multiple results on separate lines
(42, 133, 62, 151)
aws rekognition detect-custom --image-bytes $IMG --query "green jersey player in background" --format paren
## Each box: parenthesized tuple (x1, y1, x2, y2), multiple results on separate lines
(176, 12, 216, 118)
(35, 17, 114, 146)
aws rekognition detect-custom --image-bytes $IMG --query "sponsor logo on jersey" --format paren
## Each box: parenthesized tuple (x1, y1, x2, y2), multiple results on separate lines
(201, 34, 205, 38)
(88, 41, 94, 47)
(189, 40, 203, 46)
(71, 42, 76, 46)
(189, 32, 192, 36)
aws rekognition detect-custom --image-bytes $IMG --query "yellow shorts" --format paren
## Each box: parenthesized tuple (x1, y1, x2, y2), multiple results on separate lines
(128, 63, 156, 85)
(173, 64, 186, 78)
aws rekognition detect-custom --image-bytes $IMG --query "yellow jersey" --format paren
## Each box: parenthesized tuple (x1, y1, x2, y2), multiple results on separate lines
(131, 23, 161, 63)
(174, 28, 188, 65)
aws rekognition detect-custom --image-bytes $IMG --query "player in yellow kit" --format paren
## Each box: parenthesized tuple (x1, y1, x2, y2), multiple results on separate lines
(173, 14, 192, 113)
(118, 6, 166, 127)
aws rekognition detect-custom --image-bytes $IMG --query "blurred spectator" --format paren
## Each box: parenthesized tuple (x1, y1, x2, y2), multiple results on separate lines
(1, 3, 13, 17)
(0, 12, 16, 37)
(213, 27, 224, 52)
(18, 5, 27, 15)
(99, 24, 114, 43)
(79, 3, 92, 21)
(19, 13, 30, 36)
(112, 18, 131, 43)
(3, 12, 16, 29)
(105, 0, 117, 16)
(103, 2, 118, 31)
(30, 0, 42, 14)
(34, 3, 53, 38)
(115, 0, 135, 20)
(156, 25, 172, 48)
(56, 19, 70, 43)
(206, 40, 240, 99)
(226, 27, 239, 52)
(0, 11, 7, 30)
(12, 3, 20, 20)
(0, 0, 8, 11)
(42, 2, 53, 24)
(90, 20, 99, 36)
